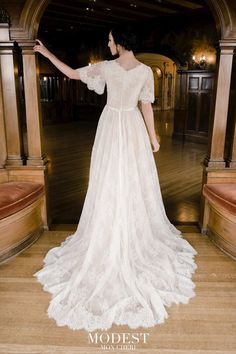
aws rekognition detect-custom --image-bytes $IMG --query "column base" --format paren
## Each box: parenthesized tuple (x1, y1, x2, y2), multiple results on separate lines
(6, 156, 25, 166)
(203, 156, 226, 168)
(225, 159, 236, 168)
(26, 154, 48, 166)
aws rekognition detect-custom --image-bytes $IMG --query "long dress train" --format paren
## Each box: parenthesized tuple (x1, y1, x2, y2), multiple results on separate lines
(33, 59, 198, 332)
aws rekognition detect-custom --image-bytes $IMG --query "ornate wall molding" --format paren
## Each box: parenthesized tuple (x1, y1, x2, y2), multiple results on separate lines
(9, 0, 49, 40)
(6, 0, 236, 41)
(206, 0, 236, 39)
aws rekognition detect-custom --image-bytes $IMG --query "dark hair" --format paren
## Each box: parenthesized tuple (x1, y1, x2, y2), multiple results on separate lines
(110, 25, 138, 51)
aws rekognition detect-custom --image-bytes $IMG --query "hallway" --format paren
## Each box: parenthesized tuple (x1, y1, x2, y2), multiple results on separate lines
(36, 109, 206, 225)
(1, 0, 236, 351)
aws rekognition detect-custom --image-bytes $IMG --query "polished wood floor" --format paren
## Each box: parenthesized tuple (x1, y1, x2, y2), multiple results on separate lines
(31, 107, 206, 225)
(0, 227, 236, 353)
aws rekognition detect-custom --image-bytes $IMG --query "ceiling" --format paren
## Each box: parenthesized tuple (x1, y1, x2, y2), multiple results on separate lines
(39, 0, 211, 34)
(38, 0, 217, 67)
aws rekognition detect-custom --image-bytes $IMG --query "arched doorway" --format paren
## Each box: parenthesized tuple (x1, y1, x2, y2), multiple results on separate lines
(136, 53, 177, 111)
(1, 0, 236, 227)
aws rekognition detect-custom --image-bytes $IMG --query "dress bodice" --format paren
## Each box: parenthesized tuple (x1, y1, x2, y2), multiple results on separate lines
(76, 59, 155, 109)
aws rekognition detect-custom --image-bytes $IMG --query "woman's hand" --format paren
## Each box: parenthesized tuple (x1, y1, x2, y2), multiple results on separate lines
(151, 137, 160, 152)
(33, 39, 51, 58)
(33, 40, 79, 79)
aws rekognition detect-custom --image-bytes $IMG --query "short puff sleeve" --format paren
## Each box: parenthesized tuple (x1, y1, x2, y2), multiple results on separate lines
(76, 60, 107, 95)
(138, 66, 155, 104)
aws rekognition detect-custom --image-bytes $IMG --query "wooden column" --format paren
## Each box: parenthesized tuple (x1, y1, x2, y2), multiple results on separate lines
(0, 15, 8, 170)
(19, 41, 47, 166)
(171, 63, 176, 110)
(227, 103, 236, 167)
(0, 67, 7, 168)
(0, 26, 24, 166)
(204, 40, 236, 168)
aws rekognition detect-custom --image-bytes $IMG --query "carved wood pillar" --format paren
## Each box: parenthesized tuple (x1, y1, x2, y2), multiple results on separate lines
(0, 67, 7, 168)
(204, 40, 236, 168)
(225, 55, 236, 168)
(19, 41, 47, 166)
(0, 21, 24, 166)
(227, 99, 236, 167)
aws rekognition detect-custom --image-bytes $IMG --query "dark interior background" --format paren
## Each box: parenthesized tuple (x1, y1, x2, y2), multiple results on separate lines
(37, 0, 218, 68)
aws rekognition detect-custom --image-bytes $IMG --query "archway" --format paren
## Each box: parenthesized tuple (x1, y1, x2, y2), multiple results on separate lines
(9, 1, 236, 41)
(2, 0, 236, 227)
(136, 53, 176, 111)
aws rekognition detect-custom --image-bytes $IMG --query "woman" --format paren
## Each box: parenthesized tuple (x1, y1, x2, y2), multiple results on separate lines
(33, 26, 197, 332)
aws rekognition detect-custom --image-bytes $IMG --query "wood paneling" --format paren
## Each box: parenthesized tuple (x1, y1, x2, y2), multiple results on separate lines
(175, 70, 215, 144)
(204, 200, 236, 259)
(0, 197, 44, 263)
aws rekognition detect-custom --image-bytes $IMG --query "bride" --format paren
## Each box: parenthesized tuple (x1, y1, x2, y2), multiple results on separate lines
(33, 25, 198, 332)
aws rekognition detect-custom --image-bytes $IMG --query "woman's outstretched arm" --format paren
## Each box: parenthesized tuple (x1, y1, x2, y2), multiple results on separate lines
(141, 102, 160, 153)
(33, 39, 80, 80)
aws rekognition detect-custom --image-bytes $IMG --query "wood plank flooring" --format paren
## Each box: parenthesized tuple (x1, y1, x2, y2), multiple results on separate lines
(0, 229, 236, 353)
(30, 107, 206, 224)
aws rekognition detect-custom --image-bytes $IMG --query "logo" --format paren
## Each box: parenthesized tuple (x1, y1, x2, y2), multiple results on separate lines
(88, 331, 150, 351)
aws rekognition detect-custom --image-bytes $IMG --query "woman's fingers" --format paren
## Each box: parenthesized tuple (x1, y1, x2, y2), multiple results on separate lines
(33, 45, 41, 52)
(33, 45, 44, 55)
(33, 38, 44, 53)
(35, 38, 43, 45)
(152, 143, 160, 152)
(33, 42, 50, 58)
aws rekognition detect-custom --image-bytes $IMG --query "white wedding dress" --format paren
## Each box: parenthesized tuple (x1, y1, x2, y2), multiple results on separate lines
(34, 59, 198, 332)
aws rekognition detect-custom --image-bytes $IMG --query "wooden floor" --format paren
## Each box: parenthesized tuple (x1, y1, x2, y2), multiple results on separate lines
(28, 107, 206, 224)
(0, 227, 236, 354)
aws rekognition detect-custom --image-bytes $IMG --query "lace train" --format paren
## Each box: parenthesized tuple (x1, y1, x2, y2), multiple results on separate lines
(34, 226, 197, 331)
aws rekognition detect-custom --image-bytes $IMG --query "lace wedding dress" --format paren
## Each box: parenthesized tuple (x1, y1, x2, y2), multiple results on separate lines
(34, 59, 198, 332)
